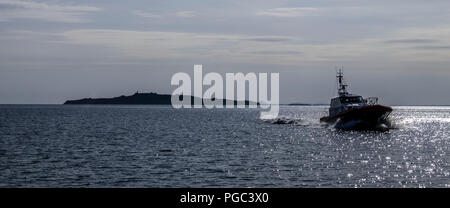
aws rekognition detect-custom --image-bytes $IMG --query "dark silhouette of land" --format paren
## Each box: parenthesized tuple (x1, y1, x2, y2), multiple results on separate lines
(64, 92, 258, 105)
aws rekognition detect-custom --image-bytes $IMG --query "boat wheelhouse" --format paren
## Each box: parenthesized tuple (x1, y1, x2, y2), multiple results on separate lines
(320, 68, 392, 129)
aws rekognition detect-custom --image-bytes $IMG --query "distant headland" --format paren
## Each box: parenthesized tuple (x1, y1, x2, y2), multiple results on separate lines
(64, 92, 258, 105)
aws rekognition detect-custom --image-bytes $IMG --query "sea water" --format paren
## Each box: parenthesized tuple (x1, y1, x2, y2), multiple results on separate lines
(0, 105, 448, 187)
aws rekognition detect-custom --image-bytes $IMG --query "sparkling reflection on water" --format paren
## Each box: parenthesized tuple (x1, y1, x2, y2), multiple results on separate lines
(0, 105, 448, 187)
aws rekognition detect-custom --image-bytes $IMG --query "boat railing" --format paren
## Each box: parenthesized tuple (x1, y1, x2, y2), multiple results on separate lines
(365, 97, 378, 105)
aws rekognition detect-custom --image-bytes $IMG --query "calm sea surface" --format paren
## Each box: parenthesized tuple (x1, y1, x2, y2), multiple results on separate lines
(0, 105, 448, 187)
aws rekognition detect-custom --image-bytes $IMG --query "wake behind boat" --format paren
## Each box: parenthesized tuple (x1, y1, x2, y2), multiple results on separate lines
(320, 68, 393, 130)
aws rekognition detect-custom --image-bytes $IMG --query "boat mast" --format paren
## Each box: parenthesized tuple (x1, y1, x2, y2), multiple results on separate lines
(336, 67, 348, 96)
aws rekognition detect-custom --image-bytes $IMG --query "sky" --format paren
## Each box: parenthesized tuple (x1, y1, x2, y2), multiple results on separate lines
(0, 0, 450, 105)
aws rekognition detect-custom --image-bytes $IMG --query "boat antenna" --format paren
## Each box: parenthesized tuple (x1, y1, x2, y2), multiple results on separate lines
(337, 67, 348, 96)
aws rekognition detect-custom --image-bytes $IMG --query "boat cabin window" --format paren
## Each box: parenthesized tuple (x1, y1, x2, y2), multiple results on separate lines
(340, 96, 364, 104)
(331, 98, 340, 106)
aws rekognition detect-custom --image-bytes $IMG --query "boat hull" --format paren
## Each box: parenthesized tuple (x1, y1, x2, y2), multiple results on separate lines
(320, 104, 393, 130)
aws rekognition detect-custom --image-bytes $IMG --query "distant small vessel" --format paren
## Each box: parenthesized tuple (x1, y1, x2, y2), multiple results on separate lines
(320, 68, 392, 129)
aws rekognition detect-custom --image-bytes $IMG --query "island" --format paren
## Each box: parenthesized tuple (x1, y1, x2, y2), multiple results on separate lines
(64, 92, 258, 106)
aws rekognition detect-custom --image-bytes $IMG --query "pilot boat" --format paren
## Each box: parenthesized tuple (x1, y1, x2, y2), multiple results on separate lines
(320, 68, 393, 129)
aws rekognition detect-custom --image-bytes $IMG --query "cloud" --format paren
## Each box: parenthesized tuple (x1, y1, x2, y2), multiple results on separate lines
(175, 11, 196, 18)
(0, 0, 101, 23)
(255, 7, 319, 17)
(51, 26, 450, 65)
(251, 50, 301, 55)
(0, 30, 63, 41)
(244, 37, 293, 42)
(57, 29, 308, 64)
(413, 45, 450, 50)
(132, 10, 161, 18)
(384, 39, 438, 44)
(133, 10, 196, 19)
